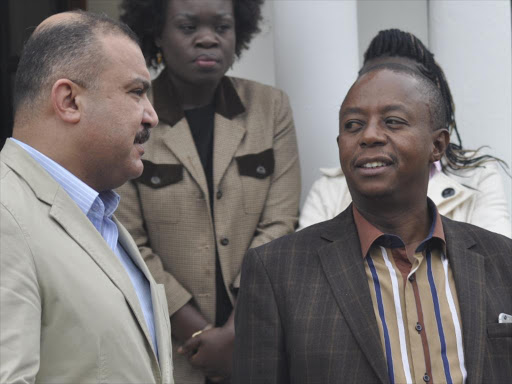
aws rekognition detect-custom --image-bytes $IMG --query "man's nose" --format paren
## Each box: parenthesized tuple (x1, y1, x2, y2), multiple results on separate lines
(360, 119, 386, 147)
(143, 98, 158, 128)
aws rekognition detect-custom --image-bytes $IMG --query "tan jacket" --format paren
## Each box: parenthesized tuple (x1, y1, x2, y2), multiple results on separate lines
(116, 74, 301, 383)
(0, 140, 174, 384)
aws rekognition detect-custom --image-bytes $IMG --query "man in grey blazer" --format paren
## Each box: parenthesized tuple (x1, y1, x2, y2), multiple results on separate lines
(233, 63, 512, 383)
(0, 11, 174, 383)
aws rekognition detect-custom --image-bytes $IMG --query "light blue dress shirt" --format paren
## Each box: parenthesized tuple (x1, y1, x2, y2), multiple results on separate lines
(11, 138, 158, 356)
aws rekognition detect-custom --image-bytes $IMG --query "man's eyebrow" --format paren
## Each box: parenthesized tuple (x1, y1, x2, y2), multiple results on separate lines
(339, 107, 364, 119)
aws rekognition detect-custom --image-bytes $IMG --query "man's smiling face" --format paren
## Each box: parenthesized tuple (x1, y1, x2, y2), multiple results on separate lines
(338, 68, 446, 204)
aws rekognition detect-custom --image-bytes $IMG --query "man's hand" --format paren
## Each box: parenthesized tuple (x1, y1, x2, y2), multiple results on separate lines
(178, 322, 235, 382)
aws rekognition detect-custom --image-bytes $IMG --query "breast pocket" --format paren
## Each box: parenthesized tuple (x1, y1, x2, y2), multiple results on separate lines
(136, 160, 184, 223)
(235, 149, 274, 214)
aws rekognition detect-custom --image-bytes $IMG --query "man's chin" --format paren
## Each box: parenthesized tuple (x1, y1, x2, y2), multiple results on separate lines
(347, 180, 393, 200)
(130, 162, 144, 180)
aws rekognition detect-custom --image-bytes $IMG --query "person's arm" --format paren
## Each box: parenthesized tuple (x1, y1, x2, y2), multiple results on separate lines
(0, 204, 41, 383)
(116, 180, 208, 340)
(232, 248, 289, 384)
(231, 90, 301, 291)
(469, 162, 511, 238)
(249, 90, 301, 248)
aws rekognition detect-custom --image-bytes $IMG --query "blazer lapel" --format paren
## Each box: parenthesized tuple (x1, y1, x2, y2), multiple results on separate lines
(317, 209, 389, 384)
(49, 190, 155, 357)
(213, 114, 246, 189)
(442, 218, 485, 383)
(162, 120, 209, 200)
(117, 217, 172, 380)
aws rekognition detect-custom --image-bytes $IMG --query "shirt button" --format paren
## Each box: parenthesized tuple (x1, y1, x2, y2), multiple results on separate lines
(423, 374, 430, 382)
(442, 187, 455, 198)
(151, 176, 161, 185)
(216, 190, 223, 199)
(220, 237, 229, 246)
(408, 275, 415, 282)
(256, 165, 266, 176)
(416, 322, 423, 332)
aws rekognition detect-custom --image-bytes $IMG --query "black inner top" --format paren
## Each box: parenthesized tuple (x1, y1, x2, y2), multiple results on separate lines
(184, 105, 233, 327)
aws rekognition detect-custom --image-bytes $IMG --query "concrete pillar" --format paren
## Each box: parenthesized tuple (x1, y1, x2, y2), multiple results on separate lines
(429, 0, 512, 215)
(272, 0, 360, 205)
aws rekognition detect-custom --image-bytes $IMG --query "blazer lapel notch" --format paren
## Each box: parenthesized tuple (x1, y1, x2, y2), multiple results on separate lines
(162, 120, 209, 198)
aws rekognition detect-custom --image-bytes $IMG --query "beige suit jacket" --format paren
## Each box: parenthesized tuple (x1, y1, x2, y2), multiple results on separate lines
(116, 75, 301, 383)
(0, 140, 174, 384)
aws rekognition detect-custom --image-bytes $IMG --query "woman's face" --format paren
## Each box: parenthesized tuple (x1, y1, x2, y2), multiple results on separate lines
(158, 0, 236, 86)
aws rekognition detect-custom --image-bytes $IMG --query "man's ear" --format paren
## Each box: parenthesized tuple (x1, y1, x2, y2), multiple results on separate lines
(430, 128, 450, 163)
(51, 79, 83, 124)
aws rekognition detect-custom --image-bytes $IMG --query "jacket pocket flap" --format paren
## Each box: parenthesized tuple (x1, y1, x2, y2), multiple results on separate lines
(136, 160, 183, 189)
(487, 323, 512, 338)
(236, 148, 274, 179)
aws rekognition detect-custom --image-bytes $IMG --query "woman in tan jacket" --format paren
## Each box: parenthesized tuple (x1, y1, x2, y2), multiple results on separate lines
(117, 1, 301, 383)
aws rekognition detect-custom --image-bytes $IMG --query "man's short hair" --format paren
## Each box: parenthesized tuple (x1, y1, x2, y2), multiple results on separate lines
(359, 62, 448, 131)
(13, 10, 139, 114)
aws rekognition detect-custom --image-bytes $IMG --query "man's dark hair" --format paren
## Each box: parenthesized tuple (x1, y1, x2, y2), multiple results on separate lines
(361, 28, 503, 171)
(120, 0, 265, 68)
(13, 10, 139, 114)
(359, 62, 448, 132)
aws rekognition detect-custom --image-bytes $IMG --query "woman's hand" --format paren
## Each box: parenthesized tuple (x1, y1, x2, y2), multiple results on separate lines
(178, 321, 235, 381)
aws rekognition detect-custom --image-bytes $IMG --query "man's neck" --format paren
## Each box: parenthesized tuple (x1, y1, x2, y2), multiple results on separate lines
(354, 196, 431, 248)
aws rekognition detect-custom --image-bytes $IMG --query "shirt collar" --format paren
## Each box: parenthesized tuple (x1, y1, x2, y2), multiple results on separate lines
(11, 138, 120, 218)
(353, 198, 445, 259)
(152, 68, 246, 126)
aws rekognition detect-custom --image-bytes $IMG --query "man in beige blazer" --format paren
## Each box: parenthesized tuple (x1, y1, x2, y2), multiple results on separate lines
(0, 11, 174, 383)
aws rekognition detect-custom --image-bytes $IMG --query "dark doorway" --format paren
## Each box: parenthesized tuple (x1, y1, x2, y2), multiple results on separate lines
(0, 0, 86, 149)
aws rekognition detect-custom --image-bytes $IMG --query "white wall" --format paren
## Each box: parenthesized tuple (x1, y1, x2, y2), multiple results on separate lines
(357, 0, 429, 66)
(429, 0, 512, 217)
(272, 0, 360, 206)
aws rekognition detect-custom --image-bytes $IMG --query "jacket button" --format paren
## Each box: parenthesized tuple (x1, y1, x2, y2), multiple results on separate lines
(151, 176, 161, 185)
(220, 237, 229, 246)
(256, 165, 266, 176)
(442, 187, 455, 198)
(408, 275, 415, 282)
(415, 322, 423, 332)
(423, 374, 430, 382)
(216, 190, 223, 199)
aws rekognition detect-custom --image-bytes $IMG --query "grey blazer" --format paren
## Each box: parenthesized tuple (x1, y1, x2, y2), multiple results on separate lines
(233, 205, 512, 383)
(0, 140, 174, 383)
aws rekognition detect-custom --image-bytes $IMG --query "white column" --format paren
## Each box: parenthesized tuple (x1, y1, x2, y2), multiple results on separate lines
(429, 0, 512, 215)
(272, 0, 360, 206)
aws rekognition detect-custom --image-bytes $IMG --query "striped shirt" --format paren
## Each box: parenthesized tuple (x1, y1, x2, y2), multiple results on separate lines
(353, 201, 466, 384)
(11, 138, 158, 356)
